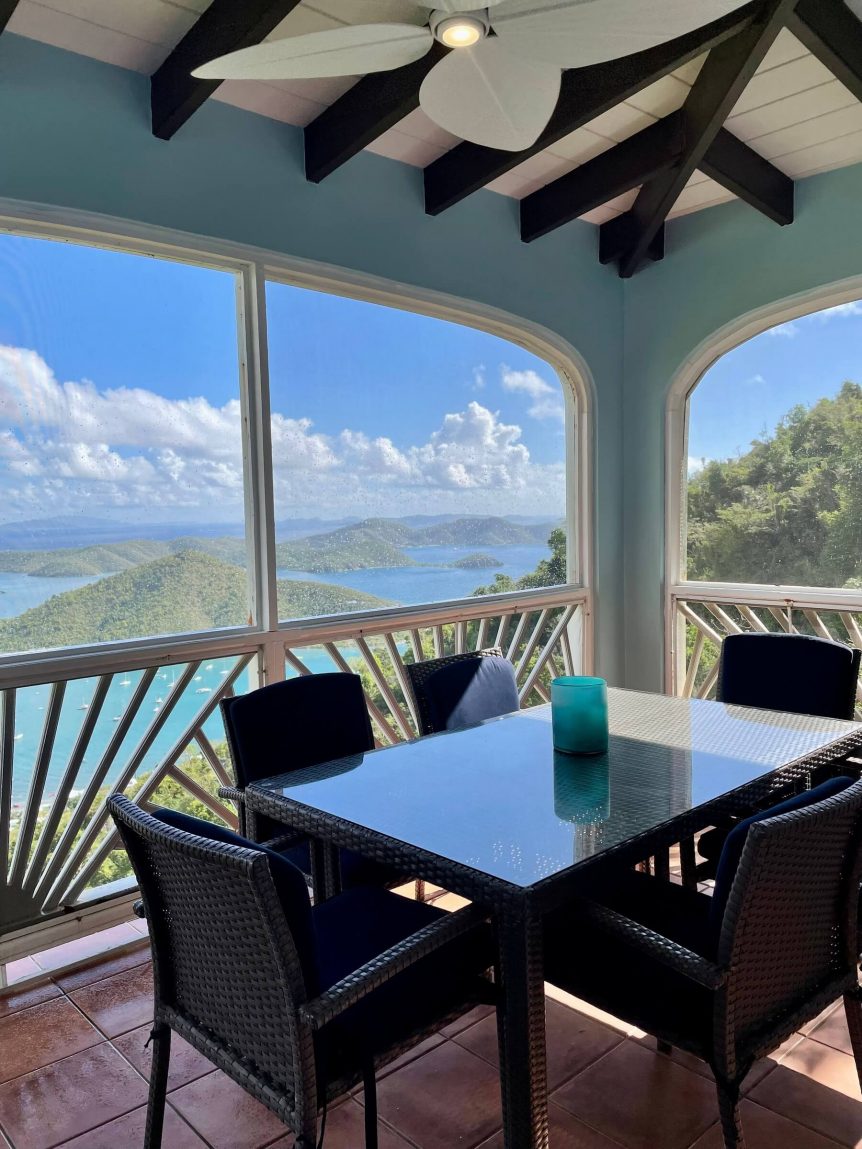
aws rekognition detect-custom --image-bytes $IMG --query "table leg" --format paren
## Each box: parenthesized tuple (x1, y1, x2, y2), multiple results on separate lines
(495, 903, 549, 1149)
(310, 840, 341, 902)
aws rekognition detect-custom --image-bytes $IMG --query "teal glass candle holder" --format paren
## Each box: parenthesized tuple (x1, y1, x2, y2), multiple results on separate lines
(551, 676, 609, 755)
(553, 752, 610, 823)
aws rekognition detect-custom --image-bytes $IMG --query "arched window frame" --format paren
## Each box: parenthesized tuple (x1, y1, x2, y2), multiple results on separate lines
(664, 275, 862, 694)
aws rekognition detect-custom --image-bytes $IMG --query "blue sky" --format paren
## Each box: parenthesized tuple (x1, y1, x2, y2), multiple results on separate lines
(0, 233, 566, 524)
(688, 301, 862, 467)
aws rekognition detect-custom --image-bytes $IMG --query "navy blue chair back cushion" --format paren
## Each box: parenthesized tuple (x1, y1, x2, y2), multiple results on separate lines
(717, 632, 860, 720)
(152, 807, 317, 990)
(220, 672, 374, 787)
(709, 776, 856, 940)
(423, 654, 520, 734)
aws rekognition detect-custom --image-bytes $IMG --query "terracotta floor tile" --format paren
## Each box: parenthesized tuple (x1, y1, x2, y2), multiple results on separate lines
(68, 960, 154, 1037)
(376, 1039, 502, 1149)
(267, 1099, 417, 1148)
(634, 1030, 800, 1092)
(169, 1070, 287, 1149)
(778, 1036, 861, 1100)
(749, 1038, 862, 1147)
(440, 1003, 494, 1038)
(544, 985, 635, 1037)
(808, 1002, 855, 1057)
(689, 1099, 848, 1149)
(54, 943, 150, 992)
(54, 1104, 208, 1148)
(552, 1039, 719, 1149)
(477, 1102, 625, 1148)
(113, 1023, 214, 1091)
(30, 923, 142, 973)
(0, 997, 101, 1084)
(377, 1032, 447, 1079)
(0, 980, 61, 1019)
(0, 1042, 148, 1149)
(455, 1000, 623, 1090)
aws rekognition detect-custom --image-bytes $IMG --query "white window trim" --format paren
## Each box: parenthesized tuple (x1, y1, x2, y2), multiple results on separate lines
(0, 196, 595, 674)
(664, 273, 862, 692)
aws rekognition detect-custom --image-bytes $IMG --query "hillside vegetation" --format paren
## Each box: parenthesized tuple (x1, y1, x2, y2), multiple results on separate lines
(687, 381, 862, 586)
(0, 551, 390, 652)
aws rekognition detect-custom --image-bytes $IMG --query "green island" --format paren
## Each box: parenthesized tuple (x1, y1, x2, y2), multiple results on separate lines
(451, 553, 504, 569)
(0, 550, 391, 653)
(0, 514, 559, 579)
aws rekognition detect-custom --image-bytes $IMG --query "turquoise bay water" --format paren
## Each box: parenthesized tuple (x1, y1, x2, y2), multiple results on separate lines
(7, 543, 548, 804)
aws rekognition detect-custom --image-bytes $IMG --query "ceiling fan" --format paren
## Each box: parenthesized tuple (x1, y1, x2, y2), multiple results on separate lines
(193, 0, 751, 152)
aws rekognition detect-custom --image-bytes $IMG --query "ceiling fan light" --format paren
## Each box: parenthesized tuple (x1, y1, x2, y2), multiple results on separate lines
(432, 12, 488, 48)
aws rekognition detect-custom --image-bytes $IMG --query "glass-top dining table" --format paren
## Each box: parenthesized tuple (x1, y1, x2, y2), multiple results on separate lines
(247, 687, 862, 1149)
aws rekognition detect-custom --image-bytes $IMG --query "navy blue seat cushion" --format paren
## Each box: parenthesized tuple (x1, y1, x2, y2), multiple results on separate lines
(544, 869, 715, 1047)
(276, 838, 401, 893)
(312, 886, 492, 1076)
(709, 776, 855, 936)
(152, 807, 317, 989)
(423, 655, 520, 734)
(717, 633, 859, 720)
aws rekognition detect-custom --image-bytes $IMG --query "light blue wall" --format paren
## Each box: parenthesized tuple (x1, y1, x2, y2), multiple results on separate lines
(0, 34, 626, 679)
(623, 161, 862, 690)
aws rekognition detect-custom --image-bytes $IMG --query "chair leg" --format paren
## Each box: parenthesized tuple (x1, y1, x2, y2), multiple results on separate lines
(144, 1024, 171, 1149)
(414, 878, 426, 902)
(844, 989, 862, 1092)
(363, 1060, 379, 1149)
(715, 1078, 745, 1149)
(680, 835, 698, 890)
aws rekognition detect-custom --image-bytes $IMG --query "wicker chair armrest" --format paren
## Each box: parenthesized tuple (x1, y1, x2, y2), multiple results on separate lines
(573, 898, 727, 988)
(217, 785, 245, 806)
(299, 903, 491, 1031)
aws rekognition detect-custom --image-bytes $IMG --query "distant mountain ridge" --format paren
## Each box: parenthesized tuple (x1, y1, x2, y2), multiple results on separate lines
(0, 552, 390, 653)
(0, 515, 560, 578)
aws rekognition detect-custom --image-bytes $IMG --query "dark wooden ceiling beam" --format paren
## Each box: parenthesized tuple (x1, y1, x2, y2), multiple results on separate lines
(699, 127, 793, 224)
(0, 1, 19, 34)
(520, 113, 685, 243)
(604, 0, 797, 278)
(787, 0, 862, 102)
(521, 114, 793, 243)
(423, 1, 761, 216)
(305, 43, 448, 183)
(151, 0, 304, 140)
(600, 217, 665, 265)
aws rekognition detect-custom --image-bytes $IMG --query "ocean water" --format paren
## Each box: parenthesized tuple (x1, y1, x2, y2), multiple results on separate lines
(6, 543, 549, 804)
(278, 544, 546, 605)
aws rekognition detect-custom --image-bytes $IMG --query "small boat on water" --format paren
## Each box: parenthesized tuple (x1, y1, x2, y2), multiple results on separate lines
(120, 678, 131, 687)
(205, 663, 214, 671)
(194, 675, 202, 682)
(195, 687, 212, 694)
(78, 702, 89, 710)
(14, 732, 23, 741)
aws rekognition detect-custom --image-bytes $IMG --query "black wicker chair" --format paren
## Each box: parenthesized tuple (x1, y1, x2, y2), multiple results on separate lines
(219, 673, 403, 897)
(544, 775, 862, 1149)
(405, 648, 519, 736)
(692, 633, 861, 883)
(109, 795, 495, 1149)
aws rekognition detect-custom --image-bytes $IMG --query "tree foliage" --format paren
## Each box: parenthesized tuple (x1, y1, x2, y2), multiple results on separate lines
(687, 381, 862, 587)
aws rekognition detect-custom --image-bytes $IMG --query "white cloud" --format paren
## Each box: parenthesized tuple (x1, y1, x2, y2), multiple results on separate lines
(688, 455, 710, 475)
(0, 345, 566, 520)
(765, 321, 799, 338)
(500, 366, 565, 422)
(747, 373, 765, 385)
(813, 300, 862, 321)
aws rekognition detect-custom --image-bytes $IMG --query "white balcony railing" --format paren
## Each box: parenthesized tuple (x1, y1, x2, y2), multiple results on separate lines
(670, 582, 862, 713)
(0, 585, 588, 965)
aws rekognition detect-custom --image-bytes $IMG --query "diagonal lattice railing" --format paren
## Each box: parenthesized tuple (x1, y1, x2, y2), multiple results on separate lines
(672, 586, 862, 716)
(281, 589, 586, 745)
(1, 587, 587, 960)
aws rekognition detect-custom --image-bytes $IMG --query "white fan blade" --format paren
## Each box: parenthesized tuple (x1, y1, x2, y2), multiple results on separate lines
(192, 23, 433, 81)
(420, 40, 560, 151)
(492, 0, 753, 68)
(403, 0, 508, 8)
